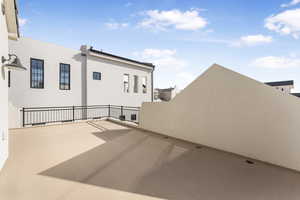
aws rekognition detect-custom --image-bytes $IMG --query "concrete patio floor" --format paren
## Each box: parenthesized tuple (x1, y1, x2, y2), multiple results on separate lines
(1, 120, 300, 200)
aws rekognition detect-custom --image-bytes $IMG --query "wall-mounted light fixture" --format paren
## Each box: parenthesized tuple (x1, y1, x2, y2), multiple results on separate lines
(2, 54, 26, 71)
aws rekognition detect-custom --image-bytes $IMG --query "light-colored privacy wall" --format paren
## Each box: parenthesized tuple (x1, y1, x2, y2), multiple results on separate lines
(86, 56, 152, 107)
(140, 64, 300, 172)
(0, 0, 9, 170)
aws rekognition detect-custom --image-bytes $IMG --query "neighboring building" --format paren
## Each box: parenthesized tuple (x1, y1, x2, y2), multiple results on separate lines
(0, 0, 19, 170)
(8, 38, 155, 128)
(265, 80, 294, 94)
(154, 86, 179, 102)
(291, 93, 300, 98)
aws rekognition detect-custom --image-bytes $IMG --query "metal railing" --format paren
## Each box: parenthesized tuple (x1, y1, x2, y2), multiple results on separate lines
(21, 105, 140, 127)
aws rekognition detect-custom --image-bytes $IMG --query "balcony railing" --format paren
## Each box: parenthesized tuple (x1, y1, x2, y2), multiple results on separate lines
(21, 105, 140, 127)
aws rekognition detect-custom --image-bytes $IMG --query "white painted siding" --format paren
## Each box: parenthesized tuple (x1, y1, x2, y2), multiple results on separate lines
(0, 0, 9, 170)
(8, 38, 153, 127)
(86, 56, 152, 107)
(8, 38, 83, 127)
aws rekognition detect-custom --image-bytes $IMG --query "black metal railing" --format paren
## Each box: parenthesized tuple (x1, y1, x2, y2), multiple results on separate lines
(21, 105, 140, 127)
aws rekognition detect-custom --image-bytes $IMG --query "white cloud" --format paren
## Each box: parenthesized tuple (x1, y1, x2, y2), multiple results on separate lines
(139, 9, 208, 31)
(233, 34, 273, 47)
(252, 56, 300, 69)
(134, 48, 187, 70)
(265, 8, 300, 39)
(133, 48, 198, 89)
(104, 22, 129, 30)
(125, 2, 132, 7)
(18, 18, 28, 27)
(281, 0, 300, 8)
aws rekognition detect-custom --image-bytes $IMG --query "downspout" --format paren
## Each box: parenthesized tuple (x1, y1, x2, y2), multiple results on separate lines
(151, 65, 155, 102)
(80, 45, 88, 107)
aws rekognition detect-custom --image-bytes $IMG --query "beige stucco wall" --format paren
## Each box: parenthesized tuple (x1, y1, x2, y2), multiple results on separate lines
(140, 64, 300, 172)
(0, 0, 9, 170)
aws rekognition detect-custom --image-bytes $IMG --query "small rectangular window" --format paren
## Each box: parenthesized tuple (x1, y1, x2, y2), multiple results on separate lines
(30, 58, 44, 89)
(131, 114, 137, 121)
(93, 72, 101, 80)
(134, 75, 138, 93)
(59, 63, 70, 90)
(124, 74, 129, 93)
(142, 76, 147, 93)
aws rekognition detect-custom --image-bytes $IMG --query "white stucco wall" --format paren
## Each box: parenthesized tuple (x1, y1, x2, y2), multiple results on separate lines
(0, 0, 9, 170)
(8, 38, 153, 127)
(86, 56, 152, 107)
(8, 38, 83, 127)
(140, 64, 300, 172)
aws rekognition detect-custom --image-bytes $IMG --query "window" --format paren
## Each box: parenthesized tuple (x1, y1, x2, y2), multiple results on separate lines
(93, 72, 101, 80)
(8, 71, 11, 88)
(30, 58, 44, 89)
(131, 114, 137, 121)
(59, 63, 71, 90)
(142, 76, 147, 93)
(123, 74, 129, 93)
(134, 75, 138, 93)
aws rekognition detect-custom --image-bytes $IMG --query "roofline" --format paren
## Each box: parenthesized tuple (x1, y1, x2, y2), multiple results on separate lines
(14, 0, 20, 38)
(89, 48, 155, 69)
(265, 80, 294, 87)
(291, 93, 300, 97)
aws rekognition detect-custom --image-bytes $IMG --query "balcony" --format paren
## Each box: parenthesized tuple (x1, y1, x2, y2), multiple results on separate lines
(1, 120, 300, 199)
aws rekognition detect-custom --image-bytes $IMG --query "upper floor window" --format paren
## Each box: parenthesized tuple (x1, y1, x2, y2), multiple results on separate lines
(30, 58, 44, 89)
(134, 75, 138, 93)
(93, 72, 101, 80)
(142, 76, 147, 93)
(59, 63, 70, 90)
(123, 74, 129, 93)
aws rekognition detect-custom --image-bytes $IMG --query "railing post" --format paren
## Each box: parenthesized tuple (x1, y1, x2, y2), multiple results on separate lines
(121, 106, 123, 116)
(22, 107, 25, 127)
(72, 106, 75, 121)
(108, 104, 110, 117)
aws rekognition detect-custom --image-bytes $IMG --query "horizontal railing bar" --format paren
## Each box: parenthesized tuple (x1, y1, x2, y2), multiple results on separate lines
(22, 104, 140, 127)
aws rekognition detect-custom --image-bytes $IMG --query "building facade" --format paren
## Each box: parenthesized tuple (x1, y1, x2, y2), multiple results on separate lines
(8, 38, 154, 128)
(154, 86, 179, 102)
(265, 80, 294, 94)
(0, 0, 19, 170)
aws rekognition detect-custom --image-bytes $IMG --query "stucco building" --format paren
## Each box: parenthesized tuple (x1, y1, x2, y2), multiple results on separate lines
(8, 37, 155, 128)
(265, 80, 294, 94)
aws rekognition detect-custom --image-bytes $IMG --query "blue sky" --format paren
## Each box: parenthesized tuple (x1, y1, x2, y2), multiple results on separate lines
(18, 0, 300, 90)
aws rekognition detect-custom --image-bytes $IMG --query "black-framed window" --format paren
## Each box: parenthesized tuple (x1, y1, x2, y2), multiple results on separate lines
(93, 72, 101, 80)
(59, 63, 71, 90)
(30, 58, 44, 89)
(8, 71, 11, 88)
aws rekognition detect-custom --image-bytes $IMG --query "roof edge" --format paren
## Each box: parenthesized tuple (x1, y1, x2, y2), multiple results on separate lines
(88, 47, 155, 69)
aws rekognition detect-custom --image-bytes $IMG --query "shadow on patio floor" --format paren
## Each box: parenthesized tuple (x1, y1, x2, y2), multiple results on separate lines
(39, 127, 300, 200)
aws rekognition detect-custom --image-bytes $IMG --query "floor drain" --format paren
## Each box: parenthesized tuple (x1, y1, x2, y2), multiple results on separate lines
(246, 160, 255, 165)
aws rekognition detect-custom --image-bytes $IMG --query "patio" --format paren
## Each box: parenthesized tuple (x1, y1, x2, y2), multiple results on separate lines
(1, 120, 300, 200)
